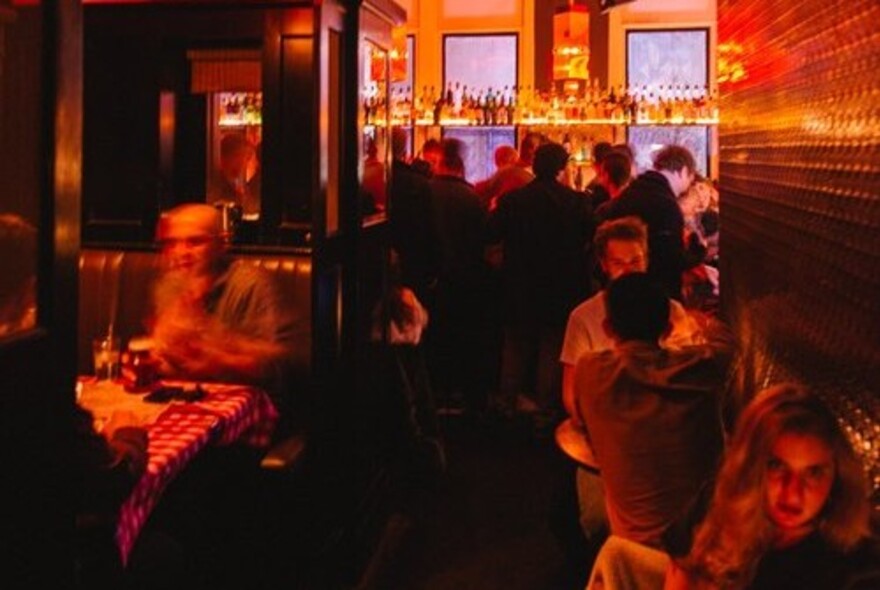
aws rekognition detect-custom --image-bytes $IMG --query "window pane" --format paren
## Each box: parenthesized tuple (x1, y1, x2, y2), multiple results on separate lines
(443, 126, 516, 184)
(444, 34, 517, 94)
(627, 125, 709, 177)
(627, 30, 708, 98)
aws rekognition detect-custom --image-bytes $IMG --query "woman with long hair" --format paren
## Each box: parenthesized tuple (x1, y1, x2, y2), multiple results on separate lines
(665, 383, 877, 589)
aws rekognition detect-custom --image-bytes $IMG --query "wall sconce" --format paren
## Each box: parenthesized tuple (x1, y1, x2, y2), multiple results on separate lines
(553, 1, 589, 83)
(369, 46, 387, 82)
(717, 41, 748, 86)
(390, 25, 408, 83)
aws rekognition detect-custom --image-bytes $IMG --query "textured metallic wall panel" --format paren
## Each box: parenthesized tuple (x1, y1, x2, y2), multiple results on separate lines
(718, 0, 880, 499)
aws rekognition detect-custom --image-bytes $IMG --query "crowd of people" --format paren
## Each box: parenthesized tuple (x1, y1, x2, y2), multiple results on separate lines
(385, 130, 878, 589)
(69, 128, 878, 588)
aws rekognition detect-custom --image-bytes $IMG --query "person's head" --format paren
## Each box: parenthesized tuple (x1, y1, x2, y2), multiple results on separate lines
(518, 132, 544, 167)
(494, 145, 519, 170)
(612, 143, 638, 178)
(729, 384, 868, 544)
(600, 151, 633, 196)
(219, 133, 253, 180)
(420, 139, 443, 172)
(0, 214, 37, 325)
(604, 272, 670, 344)
(391, 126, 409, 162)
(533, 142, 570, 182)
(594, 217, 648, 280)
(438, 138, 466, 177)
(591, 141, 613, 173)
(653, 144, 697, 196)
(156, 203, 226, 277)
(685, 384, 871, 585)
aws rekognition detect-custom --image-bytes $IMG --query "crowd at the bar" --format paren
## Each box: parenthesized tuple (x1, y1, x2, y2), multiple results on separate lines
(379, 130, 879, 588)
(7, 122, 867, 587)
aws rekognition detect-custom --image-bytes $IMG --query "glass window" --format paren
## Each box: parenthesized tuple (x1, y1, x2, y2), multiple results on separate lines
(444, 34, 517, 95)
(626, 29, 708, 98)
(443, 126, 516, 185)
(0, 3, 41, 338)
(627, 125, 710, 177)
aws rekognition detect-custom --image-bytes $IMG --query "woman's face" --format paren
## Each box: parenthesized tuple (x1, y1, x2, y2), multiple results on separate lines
(765, 432, 835, 541)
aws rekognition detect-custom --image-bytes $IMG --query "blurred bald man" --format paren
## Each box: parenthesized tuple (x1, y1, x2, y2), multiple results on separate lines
(151, 204, 294, 403)
(475, 144, 534, 211)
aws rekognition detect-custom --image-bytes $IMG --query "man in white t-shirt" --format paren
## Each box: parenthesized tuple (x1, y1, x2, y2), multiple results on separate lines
(558, 216, 704, 547)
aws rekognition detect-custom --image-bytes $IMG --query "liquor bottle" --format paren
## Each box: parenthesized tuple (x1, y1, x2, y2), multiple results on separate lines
(432, 90, 442, 126)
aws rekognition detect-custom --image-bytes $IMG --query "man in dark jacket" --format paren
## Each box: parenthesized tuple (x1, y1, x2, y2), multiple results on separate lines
(388, 127, 440, 306)
(600, 145, 696, 300)
(427, 138, 491, 413)
(487, 142, 596, 426)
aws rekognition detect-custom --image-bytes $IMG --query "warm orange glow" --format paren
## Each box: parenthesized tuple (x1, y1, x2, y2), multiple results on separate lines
(717, 41, 747, 85)
(370, 47, 387, 82)
(390, 26, 408, 83)
(553, 2, 590, 81)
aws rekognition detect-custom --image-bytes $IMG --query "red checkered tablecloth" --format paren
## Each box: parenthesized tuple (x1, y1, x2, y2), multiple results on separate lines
(80, 381, 278, 566)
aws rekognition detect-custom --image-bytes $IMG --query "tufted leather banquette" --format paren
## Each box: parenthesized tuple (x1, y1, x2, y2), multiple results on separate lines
(78, 248, 313, 393)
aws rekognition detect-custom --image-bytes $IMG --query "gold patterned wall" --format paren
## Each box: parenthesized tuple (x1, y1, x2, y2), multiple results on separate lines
(718, 0, 880, 500)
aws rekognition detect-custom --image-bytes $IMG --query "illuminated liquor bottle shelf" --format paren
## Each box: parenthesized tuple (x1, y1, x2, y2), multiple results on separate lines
(369, 118, 720, 128)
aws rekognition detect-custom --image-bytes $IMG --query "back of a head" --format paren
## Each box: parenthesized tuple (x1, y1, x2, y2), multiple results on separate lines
(440, 138, 466, 175)
(533, 142, 570, 181)
(422, 138, 442, 157)
(592, 142, 613, 166)
(602, 152, 633, 190)
(519, 132, 544, 165)
(391, 126, 409, 161)
(612, 143, 635, 162)
(652, 144, 696, 174)
(494, 145, 519, 169)
(606, 272, 669, 343)
(594, 216, 648, 260)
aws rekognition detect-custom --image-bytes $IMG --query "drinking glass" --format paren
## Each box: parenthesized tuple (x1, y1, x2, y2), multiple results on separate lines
(93, 336, 121, 381)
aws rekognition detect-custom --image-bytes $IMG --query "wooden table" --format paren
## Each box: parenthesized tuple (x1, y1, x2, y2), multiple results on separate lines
(78, 378, 278, 565)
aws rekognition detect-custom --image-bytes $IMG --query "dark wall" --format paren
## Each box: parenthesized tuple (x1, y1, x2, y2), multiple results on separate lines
(718, 0, 880, 499)
(83, 7, 264, 243)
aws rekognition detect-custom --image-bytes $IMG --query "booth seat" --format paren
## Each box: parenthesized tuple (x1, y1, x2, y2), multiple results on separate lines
(78, 248, 313, 471)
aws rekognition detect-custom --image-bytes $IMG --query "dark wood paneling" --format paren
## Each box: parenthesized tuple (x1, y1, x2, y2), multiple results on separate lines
(1, 0, 81, 586)
(718, 0, 880, 498)
(281, 35, 316, 226)
(82, 6, 264, 243)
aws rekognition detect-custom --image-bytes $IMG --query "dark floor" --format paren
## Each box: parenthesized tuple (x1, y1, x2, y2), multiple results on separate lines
(382, 414, 591, 590)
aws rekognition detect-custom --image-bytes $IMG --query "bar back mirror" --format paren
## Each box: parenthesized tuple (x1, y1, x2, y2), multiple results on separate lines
(189, 50, 263, 225)
(360, 39, 389, 222)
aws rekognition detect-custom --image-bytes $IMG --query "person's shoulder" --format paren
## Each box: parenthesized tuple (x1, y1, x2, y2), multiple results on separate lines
(570, 291, 606, 321)
(225, 259, 276, 292)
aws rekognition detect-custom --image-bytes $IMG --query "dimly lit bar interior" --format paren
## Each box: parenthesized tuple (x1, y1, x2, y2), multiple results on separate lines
(1, 0, 878, 588)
